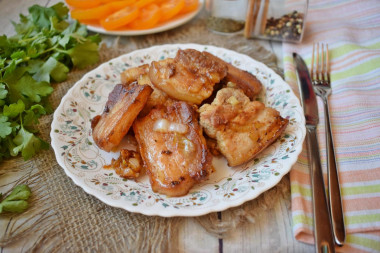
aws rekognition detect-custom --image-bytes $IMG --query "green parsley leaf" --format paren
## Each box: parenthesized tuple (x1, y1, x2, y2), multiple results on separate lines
(0, 83, 7, 106)
(3, 60, 18, 79)
(33, 57, 69, 83)
(0, 35, 12, 57)
(23, 104, 46, 127)
(3, 65, 27, 85)
(27, 59, 44, 74)
(3, 185, 31, 201)
(0, 185, 31, 214)
(0, 115, 12, 138)
(12, 127, 49, 160)
(3, 99, 25, 118)
(29, 4, 57, 29)
(11, 14, 32, 36)
(67, 39, 99, 69)
(50, 16, 69, 33)
(8, 73, 53, 104)
(51, 2, 69, 19)
(0, 83, 7, 98)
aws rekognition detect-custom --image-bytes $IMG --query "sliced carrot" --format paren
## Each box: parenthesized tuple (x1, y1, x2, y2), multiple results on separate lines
(159, 0, 185, 22)
(129, 4, 160, 30)
(100, 0, 128, 3)
(179, 0, 199, 14)
(65, 0, 101, 9)
(134, 0, 156, 8)
(107, 0, 136, 11)
(71, 5, 113, 21)
(100, 5, 140, 30)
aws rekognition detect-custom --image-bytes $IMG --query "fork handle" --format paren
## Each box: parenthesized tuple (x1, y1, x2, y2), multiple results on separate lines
(306, 126, 335, 253)
(323, 98, 346, 246)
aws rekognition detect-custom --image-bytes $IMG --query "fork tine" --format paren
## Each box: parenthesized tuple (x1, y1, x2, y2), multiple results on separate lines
(311, 43, 315, 80)
(321, 43, 325, 83)
(316, 43, 320, 83)
(311, 42, 330, 85)
(326, 44, 331, 85)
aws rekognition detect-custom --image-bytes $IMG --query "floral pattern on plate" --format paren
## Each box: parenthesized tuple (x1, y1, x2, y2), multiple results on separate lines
(51, 44, 306, 217)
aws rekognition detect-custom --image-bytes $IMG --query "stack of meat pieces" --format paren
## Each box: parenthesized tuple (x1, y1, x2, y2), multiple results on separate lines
(91, 49, 288, 197)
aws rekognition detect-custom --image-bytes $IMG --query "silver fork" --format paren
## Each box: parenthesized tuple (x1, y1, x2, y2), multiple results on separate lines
(311, 43, 345, 246)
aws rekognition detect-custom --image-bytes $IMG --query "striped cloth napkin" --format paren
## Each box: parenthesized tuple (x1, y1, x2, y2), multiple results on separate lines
(282, 0, 380, 252)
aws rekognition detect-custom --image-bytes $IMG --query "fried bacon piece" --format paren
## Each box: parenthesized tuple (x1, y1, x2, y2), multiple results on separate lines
(91, 82, 153, 152)
(121, 65, 171, 117)
(199, 88, 288, 166)
(103, 149, 143, 179)
(133, 101, 213, 197)
(202, 51, 262, 99)
(120, 64, 149, 85)
(149, 49, 228, 104)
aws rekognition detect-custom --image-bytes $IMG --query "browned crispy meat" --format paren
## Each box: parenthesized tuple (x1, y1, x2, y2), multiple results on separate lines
(133, 101, 213, 197)
(206, 138, 221, 157)
(91, 82, 153, 152)
(199, 88, 288, 166)
(148, 49, 228, 104)
(120, 64, 149, 84)
(121, 65, 171, 117)
(103, 149, 143, 179)
(139, 88, 171, 117)
(202, 51, 262, 99)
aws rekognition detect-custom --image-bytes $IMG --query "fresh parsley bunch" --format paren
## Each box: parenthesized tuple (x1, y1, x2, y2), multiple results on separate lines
(0, 2, 101, 162)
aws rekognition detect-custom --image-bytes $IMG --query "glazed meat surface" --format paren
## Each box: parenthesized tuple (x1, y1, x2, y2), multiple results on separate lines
(202, 51, 262, 99)
(120, 64, 149, 85)
(133, 101, 213, 197)
(148, 49, 228, 104)
(91, 82, 153, 152)
(121, 64, 171, 117)
(199, 88, 288, 166)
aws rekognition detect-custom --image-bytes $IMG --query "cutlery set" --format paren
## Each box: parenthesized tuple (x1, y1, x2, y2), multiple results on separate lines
(293, 43, 345, 253)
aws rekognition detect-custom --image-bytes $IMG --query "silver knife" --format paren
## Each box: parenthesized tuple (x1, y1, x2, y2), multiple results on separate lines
(293, 52, 335, 253)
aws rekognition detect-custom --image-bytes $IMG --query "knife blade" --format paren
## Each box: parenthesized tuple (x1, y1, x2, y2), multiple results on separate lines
(293, 52, 335, 253)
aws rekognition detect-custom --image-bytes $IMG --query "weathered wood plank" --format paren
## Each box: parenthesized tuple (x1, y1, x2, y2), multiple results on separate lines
(178, 218, 220, 253)
(222, 179, 313, 252)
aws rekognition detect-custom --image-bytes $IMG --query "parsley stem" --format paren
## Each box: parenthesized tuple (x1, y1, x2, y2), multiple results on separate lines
(19, 35, 40, 43)
(53, 48, 67, 54)
(40, 46, 59, 55)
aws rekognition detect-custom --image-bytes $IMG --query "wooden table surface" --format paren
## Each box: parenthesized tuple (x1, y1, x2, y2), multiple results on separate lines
(0, 0, 314, 252)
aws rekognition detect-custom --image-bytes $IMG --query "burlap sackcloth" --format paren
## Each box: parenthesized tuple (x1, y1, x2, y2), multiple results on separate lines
(0, 13, 290, 253)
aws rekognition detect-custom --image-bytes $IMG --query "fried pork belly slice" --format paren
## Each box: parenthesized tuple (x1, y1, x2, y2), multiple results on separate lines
(139, 88, 171, 117)
(103, 149, 143, 179)
(149, 49, 228, 104)
(199, 88, 288, 167)
(137, 73, 173, 117)
(120, 64, 149, 84)
(202, 51, 262, 99)
(91, 82, 153, 152)
(133, 101, 213, 197)
(121, 65, 171, 117)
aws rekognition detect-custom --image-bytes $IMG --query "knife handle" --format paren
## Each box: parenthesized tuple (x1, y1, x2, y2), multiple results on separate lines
(306, 126, 335, 253)
(324, 100, 346, 246)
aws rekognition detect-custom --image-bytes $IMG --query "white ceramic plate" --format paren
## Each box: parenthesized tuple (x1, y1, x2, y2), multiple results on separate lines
(51, 43, 306, 217)
(86, 1, 203, 36)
